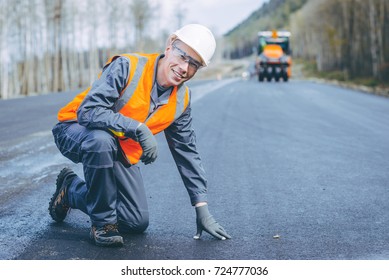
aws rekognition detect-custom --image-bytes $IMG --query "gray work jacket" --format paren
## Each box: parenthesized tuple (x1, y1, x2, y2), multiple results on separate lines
(77, 54, 208, 205)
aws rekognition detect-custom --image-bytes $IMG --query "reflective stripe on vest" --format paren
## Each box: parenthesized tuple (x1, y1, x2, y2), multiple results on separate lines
(117, 53, 190, 164)
(57, 53, 190, 165)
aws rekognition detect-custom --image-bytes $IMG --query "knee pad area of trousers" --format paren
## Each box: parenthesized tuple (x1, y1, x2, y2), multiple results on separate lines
(84, 130, 117, 152)
(81, 130, 118, 165)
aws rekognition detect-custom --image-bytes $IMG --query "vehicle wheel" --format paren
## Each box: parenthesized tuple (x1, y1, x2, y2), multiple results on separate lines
(283, 75, 288, 82)
(258, 73, 264, 82)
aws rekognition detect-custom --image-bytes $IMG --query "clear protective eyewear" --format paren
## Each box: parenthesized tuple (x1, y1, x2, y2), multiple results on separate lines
(171, 42, 203, 71)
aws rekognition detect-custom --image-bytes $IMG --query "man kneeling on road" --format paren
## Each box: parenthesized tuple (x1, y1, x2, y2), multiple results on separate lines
(49, 24, 231, 247)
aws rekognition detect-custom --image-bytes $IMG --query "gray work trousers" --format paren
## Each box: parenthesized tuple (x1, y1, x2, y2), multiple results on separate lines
(52, 122, 149, 233)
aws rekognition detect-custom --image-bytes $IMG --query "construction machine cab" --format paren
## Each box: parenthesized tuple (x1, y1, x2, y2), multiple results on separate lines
(256, 30, 292, 82)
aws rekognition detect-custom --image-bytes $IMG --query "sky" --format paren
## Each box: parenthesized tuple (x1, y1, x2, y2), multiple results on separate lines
(153, 0, 270, 37)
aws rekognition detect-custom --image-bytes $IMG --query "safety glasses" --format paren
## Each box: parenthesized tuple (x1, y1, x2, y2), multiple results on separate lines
(171, 42, 203, 72)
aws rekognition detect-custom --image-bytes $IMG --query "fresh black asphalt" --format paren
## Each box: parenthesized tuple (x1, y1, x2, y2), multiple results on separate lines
(1, 79, 389, 260)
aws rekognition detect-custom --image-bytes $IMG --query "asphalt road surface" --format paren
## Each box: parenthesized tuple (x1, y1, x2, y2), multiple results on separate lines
(1, 78, 389, 260)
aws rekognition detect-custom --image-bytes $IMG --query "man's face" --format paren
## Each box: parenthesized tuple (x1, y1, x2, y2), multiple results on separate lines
(159, 40, 203, 87)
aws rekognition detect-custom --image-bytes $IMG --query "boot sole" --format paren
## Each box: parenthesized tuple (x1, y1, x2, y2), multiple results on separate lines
(48, 168, 74, 222)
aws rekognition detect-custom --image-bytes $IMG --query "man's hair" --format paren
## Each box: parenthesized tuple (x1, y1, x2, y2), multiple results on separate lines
(166, 34, 177, 48)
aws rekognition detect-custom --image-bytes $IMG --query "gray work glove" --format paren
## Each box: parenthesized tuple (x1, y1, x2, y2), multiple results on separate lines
(194, 204, 231, 240)
(135, 123, 158, 165)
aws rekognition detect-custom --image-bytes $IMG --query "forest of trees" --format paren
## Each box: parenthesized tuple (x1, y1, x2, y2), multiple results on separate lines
(290, 0, 389, 82)
(224, 0, 389, 84)
(0, 0, 168, 99)
(1, 0, 388, 99)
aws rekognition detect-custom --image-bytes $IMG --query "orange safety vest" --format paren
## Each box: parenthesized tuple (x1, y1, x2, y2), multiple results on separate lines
(57, 53, 190, 165)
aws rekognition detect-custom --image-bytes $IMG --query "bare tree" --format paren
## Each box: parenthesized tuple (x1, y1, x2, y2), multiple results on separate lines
(368, 0, 379, 79)
(130, 0, 153, 51)
(0, 0, 9, 99)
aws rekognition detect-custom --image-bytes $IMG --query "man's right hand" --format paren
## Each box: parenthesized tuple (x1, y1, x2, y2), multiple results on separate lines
(135, 123, 158, 164)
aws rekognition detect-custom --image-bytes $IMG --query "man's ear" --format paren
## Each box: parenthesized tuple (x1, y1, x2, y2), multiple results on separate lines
(164, 45, 170, 56)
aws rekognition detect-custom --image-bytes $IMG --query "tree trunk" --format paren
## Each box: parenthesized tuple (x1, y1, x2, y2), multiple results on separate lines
(0, 0, 8, 99)
(52, 0, 62, 92)
(368, 0, 379, 79)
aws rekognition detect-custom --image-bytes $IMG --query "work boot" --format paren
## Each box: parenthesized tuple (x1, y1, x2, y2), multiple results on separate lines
(90, 224, 124, 247)
(48, 168, 76, 222)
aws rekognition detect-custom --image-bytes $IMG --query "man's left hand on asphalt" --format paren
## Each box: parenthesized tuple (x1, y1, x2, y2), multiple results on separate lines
(193, 204, 231, 240)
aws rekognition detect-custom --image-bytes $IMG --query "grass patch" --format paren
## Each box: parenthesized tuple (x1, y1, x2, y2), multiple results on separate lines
(297, 58, 389, 89)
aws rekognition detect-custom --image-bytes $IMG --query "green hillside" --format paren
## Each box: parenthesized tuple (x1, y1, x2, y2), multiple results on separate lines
(223, 0, 307, 59)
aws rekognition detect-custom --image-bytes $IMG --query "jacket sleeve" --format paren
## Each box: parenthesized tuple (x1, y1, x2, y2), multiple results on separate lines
(164, 102, 208, 205)
(77, 56, 140, 139)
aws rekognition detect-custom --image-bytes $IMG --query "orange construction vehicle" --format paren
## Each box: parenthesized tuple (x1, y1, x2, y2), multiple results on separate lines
(255, 30, 292, 82)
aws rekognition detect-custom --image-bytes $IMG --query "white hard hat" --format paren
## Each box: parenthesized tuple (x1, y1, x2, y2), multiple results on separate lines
(173, 24, 216, 66)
